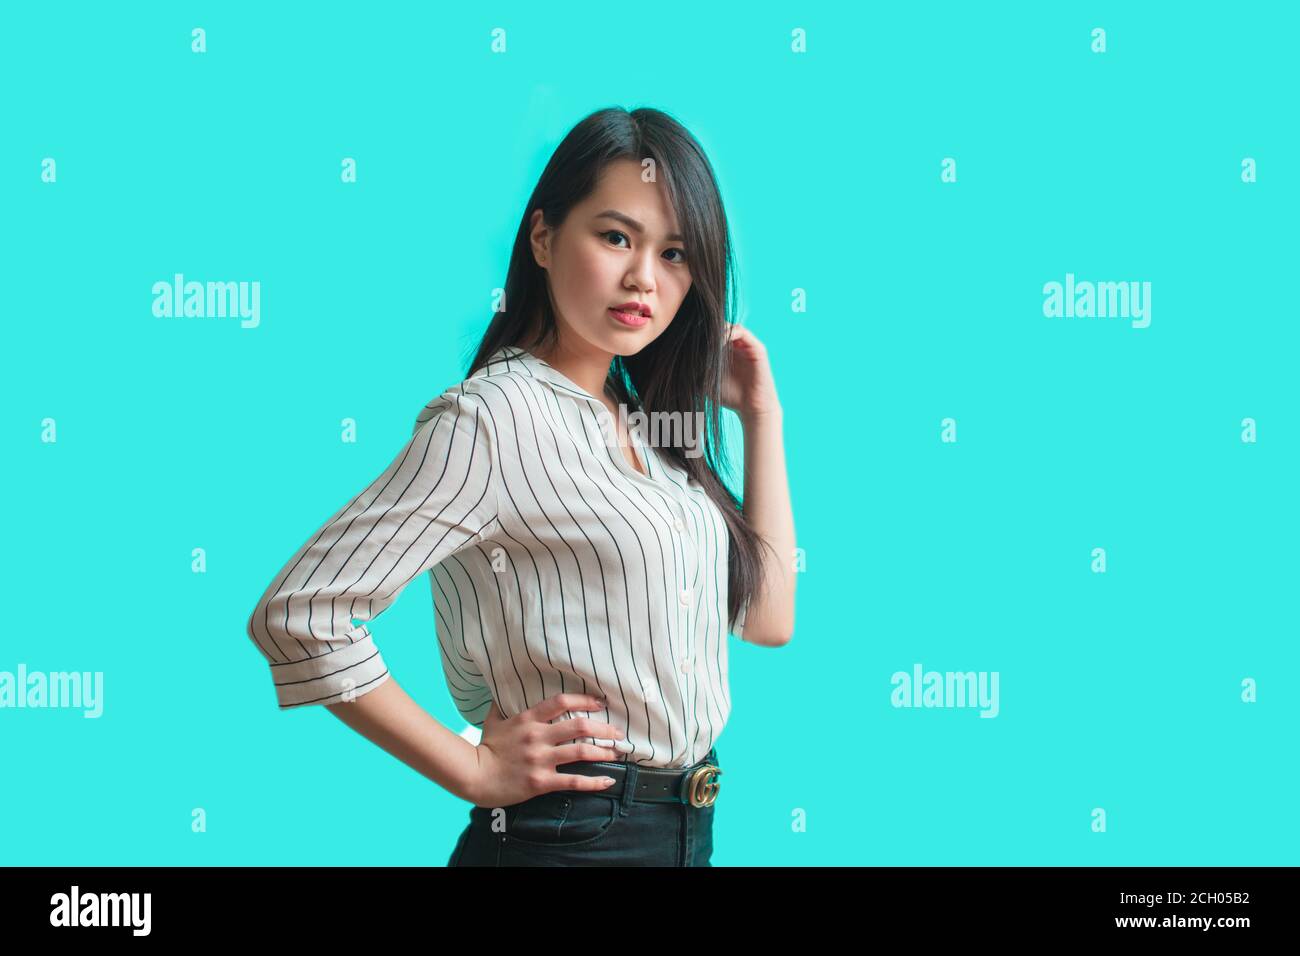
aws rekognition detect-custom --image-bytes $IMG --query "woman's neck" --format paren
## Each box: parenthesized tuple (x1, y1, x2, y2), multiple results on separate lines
(531, 339, 614, 402)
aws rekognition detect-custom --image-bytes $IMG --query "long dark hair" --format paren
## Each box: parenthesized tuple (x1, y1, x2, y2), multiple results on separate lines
(465, 105, 771, 634)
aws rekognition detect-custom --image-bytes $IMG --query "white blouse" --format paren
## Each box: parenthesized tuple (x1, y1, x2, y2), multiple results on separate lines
(246, 344, 748, 768)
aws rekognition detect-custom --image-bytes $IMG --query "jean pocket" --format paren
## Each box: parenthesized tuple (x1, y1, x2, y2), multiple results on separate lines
(503, 789, 620, 848)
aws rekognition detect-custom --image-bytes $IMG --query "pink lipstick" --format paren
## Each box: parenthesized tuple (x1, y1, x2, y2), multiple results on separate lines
(609, 306, 650, 328)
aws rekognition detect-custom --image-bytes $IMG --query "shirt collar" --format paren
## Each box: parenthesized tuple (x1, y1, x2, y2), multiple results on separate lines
(480, 345, 609, 406)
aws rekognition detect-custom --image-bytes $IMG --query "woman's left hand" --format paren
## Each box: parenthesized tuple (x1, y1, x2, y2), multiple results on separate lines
(720, 323, 781, 423)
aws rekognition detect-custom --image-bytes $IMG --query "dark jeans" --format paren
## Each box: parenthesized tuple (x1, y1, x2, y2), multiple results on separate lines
(447, 747, 719, 867)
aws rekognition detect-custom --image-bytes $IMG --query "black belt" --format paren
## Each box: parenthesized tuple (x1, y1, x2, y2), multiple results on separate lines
(555, 747, 722, 807)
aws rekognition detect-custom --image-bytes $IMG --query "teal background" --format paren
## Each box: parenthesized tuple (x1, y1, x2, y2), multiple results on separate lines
(2, 2, 1295, 865)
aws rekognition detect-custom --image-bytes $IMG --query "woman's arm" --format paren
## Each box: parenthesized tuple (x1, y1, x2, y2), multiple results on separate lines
(738, 406, 795, 646)
(325, 677, 483, 802)
(327, 684, 628, 809)
(722, 324, 796, 647)
(245, 388, 499, 711)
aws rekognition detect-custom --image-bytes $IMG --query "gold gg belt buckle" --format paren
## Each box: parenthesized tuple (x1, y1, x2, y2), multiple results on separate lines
(685, 764, 723, 807)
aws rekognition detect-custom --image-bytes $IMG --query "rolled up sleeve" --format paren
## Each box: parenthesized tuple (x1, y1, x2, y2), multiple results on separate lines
(245, 388, 499, 709)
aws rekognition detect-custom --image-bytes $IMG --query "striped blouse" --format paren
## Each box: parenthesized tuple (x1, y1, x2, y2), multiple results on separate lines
(245, 344, 747, 768)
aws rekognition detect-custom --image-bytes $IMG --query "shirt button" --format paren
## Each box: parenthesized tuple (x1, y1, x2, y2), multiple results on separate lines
(687, 477, 701, 489)
(679, 588, 691, 607)
(673, 518, 685, 532)
(680, 657, 692, 674)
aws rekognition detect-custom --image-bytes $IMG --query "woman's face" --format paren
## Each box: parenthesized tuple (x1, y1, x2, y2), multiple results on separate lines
(529, 158, 692, 359)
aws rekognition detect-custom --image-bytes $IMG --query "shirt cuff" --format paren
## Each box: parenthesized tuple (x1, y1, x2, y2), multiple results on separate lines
(269, 627, 391, 708)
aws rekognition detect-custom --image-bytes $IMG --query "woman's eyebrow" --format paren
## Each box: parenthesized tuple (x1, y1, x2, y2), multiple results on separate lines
(595, 209, 684, 243)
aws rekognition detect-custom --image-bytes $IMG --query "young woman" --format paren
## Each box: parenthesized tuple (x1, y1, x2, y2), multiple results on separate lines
(245, 107, 796, 866)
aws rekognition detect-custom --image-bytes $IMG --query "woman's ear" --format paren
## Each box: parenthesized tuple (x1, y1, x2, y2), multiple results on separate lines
(528, 209, 551, 269)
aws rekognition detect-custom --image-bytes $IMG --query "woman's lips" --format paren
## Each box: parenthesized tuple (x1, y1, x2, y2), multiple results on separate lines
(609, 307, 650, 328)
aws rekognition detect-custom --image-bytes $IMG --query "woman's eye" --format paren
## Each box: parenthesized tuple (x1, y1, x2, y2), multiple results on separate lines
(602, 231, 688, 264)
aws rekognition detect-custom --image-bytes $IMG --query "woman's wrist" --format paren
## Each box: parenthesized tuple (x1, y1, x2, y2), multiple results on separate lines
(740, 399, 782, 430)
(447, 738, 487, 805)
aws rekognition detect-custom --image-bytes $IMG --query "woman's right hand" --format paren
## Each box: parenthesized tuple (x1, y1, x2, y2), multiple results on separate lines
(467, 693, 630, 808)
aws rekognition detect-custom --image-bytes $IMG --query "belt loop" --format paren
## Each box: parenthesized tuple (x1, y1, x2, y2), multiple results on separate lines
(618, 762, 638, 816)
